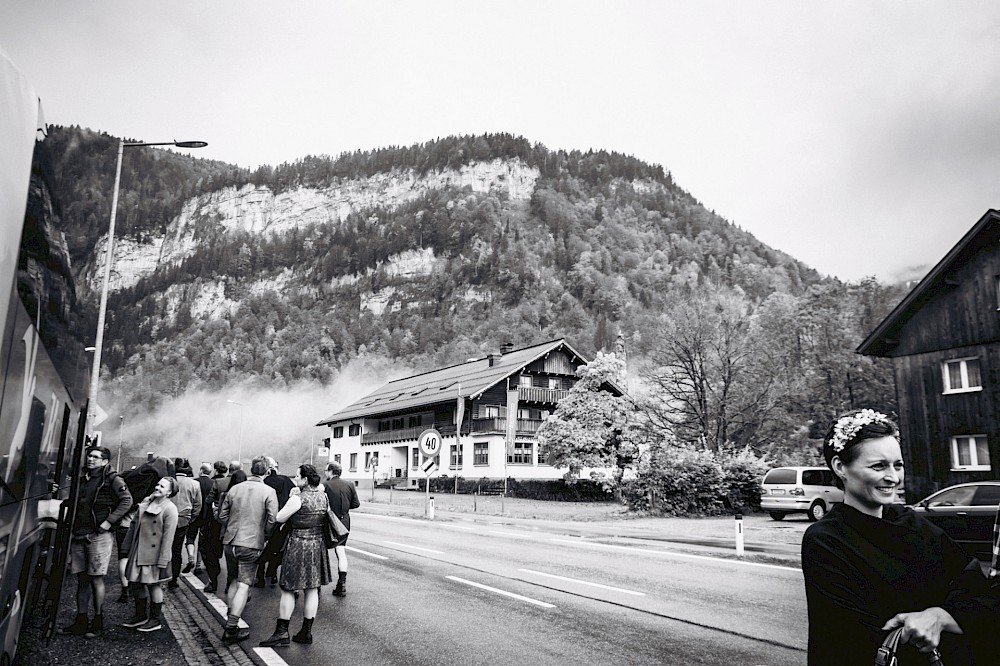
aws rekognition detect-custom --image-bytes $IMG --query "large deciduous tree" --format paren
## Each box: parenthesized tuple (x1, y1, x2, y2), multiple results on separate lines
(639, 286, 802, 452)
(536, 352, 639, 497)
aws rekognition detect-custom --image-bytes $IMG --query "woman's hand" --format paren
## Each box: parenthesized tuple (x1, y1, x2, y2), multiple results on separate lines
(882, 607, 962, 653)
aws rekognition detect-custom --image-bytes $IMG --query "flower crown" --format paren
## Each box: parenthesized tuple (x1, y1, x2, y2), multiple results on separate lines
(827, 409, 890, 453)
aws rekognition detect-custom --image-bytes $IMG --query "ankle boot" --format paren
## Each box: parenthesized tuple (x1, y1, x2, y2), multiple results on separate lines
(57, 613, 89, 636)
(137, 602, 162, 632)
(332, 571, 347, 597)
(84, 614, 104, 639)
(117, 583, 130, 603)
(260, 618, 290, 647)
(292, 617, 314, 644)
(123, 597, 148, 628)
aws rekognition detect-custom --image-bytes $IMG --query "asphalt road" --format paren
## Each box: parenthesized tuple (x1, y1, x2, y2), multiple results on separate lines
(228, 513, 807, 665)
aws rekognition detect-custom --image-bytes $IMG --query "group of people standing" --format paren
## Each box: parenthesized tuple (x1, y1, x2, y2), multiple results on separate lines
(58, 449, 359, 649)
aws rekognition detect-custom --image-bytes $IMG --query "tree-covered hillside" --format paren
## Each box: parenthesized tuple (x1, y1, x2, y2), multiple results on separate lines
(38, 126, 904, 459)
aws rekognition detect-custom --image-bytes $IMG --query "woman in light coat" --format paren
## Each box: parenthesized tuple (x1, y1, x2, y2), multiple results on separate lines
(122, 476, 178, 633)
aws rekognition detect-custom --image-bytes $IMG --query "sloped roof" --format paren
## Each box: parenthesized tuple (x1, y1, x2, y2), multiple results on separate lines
(858, 209, 1000, 357)
(316, 338, 590, 425)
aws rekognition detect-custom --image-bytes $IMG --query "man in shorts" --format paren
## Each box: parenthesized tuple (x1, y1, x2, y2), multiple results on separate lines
(323, 461, 360, 596)
(216, 456, 277, 644)
(58, 445, 132, 638)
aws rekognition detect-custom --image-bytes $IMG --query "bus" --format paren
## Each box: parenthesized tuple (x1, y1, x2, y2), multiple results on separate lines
(0, 47, 90, 664)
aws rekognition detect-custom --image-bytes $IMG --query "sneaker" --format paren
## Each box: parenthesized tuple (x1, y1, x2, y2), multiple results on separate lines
(204, 583, 217, 594)
(182, 562, 194, 574)
(193, 566, 204, 574)
(136, 618, 162, 633)
(122, 614, 147, 629)
(167, 579, 179, 590)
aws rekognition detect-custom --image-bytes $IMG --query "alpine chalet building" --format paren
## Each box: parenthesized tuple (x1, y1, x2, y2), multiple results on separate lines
(316, 339, 621, 488)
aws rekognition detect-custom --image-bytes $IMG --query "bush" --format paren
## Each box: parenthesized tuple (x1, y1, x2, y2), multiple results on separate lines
(425, 476, 613, 502)
(623, 445, 770, 516)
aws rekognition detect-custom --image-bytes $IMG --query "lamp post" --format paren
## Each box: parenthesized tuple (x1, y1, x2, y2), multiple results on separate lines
(226, 400, 245, 464)
(87, 139, 207, 434)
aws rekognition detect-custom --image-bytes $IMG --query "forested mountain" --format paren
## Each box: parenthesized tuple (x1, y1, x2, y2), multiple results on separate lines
(35, 126, 905, 459)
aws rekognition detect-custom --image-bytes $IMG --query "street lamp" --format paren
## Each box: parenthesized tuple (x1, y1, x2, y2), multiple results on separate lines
(87, 139, 207, 434)
(226, 400, 245, 464)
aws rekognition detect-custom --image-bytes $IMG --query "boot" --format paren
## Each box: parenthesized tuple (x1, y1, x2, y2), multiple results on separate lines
(117, 583, 130, 603)
(84, 614, 103, 639)
(123, 597, 148, 628)
(137, 602, 162, 632)
(57, 613, 89, 636)
(259, 618, 290, 648)
(292, 617, 313, 644)
(222, 625, 250, 645)
(332, 571, 347, 597)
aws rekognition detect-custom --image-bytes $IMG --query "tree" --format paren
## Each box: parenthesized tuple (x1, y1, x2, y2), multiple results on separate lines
(639, 286, 801, 452)
(535, 352, 638, 498)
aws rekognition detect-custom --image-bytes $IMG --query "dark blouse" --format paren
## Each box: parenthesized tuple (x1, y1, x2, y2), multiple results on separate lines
(801, 503, 996, 665)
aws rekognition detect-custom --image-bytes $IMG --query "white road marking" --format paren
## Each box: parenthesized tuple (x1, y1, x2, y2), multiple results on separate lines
(441, 523, 476, 530)
(346, 545, 388, 560)
(489, 530, 541, 539)
(447, 575, 556, 608)
(518, 568, 646, 596)
(253, 647, 291, 666)
(384, 541, 445, 554)
(549, 538, 801, 572)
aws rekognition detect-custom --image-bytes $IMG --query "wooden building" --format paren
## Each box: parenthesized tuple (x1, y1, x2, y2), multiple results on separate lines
(316, 339, 622, 488)
(858, 209, 1000, 501)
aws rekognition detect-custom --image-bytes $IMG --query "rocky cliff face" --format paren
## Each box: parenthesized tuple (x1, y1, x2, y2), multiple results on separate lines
(85, 158, 540, 294)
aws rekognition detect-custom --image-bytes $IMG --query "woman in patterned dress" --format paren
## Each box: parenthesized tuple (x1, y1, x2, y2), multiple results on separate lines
(259, 464, 331, 647)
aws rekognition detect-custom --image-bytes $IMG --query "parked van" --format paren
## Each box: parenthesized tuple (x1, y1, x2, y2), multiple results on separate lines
(760, 466, 844, 521)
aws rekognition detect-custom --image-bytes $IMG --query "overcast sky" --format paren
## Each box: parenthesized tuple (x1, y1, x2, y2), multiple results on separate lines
(4, 1, 1000, 283)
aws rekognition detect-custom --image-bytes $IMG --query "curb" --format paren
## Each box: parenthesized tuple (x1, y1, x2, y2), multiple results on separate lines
(163, 575, 256, 666)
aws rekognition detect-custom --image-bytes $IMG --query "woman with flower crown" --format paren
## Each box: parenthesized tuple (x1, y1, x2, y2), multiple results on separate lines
(801, 409, 996, 665)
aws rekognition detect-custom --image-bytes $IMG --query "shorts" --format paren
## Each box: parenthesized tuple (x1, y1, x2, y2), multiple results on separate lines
(69, 530, 114, 576)
(224, 545, 261, 585)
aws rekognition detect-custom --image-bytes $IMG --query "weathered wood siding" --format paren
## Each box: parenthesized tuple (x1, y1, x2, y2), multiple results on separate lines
(894, 346, 1000, 502)
(890, 229, 1000, 358)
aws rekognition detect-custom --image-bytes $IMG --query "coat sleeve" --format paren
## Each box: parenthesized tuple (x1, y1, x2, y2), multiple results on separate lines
(801, 532, 883, 666)
(349, 484, 360, 510)
(159, 505, 178, 569)
(107, 475, 133, 526)
(264, 491, 278, 537)
(936, 531, 999, 659)
(190, 483, 202, 523)
(217, 490, 231, 525)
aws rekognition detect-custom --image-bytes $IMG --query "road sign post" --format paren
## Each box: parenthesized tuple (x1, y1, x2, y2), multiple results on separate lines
(418, 429, 441, 518)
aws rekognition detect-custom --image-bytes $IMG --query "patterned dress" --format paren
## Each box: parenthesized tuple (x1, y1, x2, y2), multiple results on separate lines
(279, 485, 332, 591)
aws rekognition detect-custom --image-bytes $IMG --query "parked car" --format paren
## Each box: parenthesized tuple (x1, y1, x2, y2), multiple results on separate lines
(760, 466, 844, 521)
(910, 481, 1000, 561)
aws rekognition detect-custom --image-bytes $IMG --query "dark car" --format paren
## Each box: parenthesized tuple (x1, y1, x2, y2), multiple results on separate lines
(911, 481, 1000, 560)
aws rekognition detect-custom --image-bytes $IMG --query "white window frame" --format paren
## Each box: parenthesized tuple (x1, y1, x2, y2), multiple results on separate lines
(950, 435, 991, 471)
(942, 358, 982, 394)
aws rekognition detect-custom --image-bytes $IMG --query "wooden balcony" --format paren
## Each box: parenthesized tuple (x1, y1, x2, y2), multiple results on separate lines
(469, 418, 544, 435)
(361, 424, 457, 445)
(517, 386, 570, 404)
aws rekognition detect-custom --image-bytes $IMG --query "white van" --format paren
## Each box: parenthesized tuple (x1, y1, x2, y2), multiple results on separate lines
(760, 466, 844, 521)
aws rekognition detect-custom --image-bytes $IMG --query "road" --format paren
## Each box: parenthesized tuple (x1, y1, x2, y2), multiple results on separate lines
(222, 512, 808, 666)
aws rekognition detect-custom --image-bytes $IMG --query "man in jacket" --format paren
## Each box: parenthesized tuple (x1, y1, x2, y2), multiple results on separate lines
(167, 458, 202, 589)
(217, 456, 277, 644)
(200, 460, 229, 593)
(58, 445, 133, 639)
(323, 461, 360, 597)
(190, 462, 215, 574)
(255, 457, 294, 587)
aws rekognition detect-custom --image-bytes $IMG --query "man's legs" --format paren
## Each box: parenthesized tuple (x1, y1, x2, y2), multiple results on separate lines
(169, 522, 187, 587)
(203, 521, 222, 591)
(332, 543, 348, 596)
(222, 545, 259, 644)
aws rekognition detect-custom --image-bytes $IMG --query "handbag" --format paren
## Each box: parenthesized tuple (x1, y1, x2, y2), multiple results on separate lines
(323, 509, 349, 547)
(876, 627, 944, 666)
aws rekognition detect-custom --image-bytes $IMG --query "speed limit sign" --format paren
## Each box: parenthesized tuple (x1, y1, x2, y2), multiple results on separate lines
(417, 428, 442, 457)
